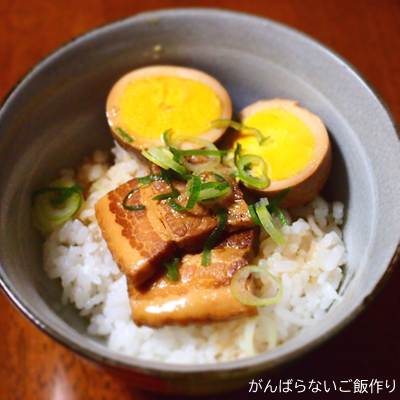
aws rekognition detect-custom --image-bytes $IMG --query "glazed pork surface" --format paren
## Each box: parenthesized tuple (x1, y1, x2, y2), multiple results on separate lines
(128, 229, 258, 327)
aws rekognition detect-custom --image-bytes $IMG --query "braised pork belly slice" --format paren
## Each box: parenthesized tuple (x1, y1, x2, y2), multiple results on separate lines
(128, 229, 258, 327)
(95, 179, 176, 287)
(96, 176, 254, 288)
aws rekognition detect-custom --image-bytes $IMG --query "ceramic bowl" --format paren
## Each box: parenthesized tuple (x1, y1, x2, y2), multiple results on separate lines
(0, 8, 399, 395)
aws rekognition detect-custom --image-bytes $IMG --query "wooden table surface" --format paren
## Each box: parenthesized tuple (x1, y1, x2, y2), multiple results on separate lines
(0, 1, 399, 399)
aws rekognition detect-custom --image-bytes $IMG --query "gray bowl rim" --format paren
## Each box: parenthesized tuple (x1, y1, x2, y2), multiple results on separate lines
(0, 7, 399, 376)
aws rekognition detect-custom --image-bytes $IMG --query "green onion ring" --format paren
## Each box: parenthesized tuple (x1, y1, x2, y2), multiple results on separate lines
(153, 186, 180, 201)
(231, 266, 283, 306)
(198, 181, 231, 201)
(136, 174, 164, 185)
(162, 129, 175, 147)
(236, 154, 270, 189)
(142, 147, 188, 177)
(269, 204, 288, 226)
(162, 129, 225, 159)
(34, 185, 82, 207)
(177, 149, 228, 158)
(184, 157, 220, 175)
(122, 174, 169, 210)
(163, 131, 219, 152)
(268, 189, 290, 225)
(234, 143, 242, 165)
(162, 129, 184, 163)
(201, 208, 228, 266)
(211, 119, 269, 145)
(248, 204, 260, 225)
(255, 200, 285, 245)
(197, 173, 232, 202)
(32, 180, 83, 234)
(122, 188, 145, 211)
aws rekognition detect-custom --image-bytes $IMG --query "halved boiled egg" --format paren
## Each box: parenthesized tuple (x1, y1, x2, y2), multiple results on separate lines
(106, 65, 232, 151)
(236, 99, 331, 207)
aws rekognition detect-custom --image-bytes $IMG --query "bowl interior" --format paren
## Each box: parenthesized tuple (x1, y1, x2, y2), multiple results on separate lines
(0, 9, 399, 376)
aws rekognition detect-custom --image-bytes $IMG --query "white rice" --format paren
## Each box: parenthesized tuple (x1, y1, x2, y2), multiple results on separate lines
(43, 144, 346, 363)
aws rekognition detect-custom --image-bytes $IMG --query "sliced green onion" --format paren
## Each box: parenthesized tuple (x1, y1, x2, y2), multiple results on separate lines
(32, 179, 83, 234)
(268, 189, 290, 225)
(184, 157, 220, 175)
(162, 129, 183, 163)
(122, 188, 145, 211)
(164, 257, 181, 281)
(177, 149, 228, 158)
(142, 147, 187, 175)
(115, 127, 134, 143)
(196, 173, 232, 202)
(136, 174, 164, 186)
(220, 148, 235, 169)
(163, 131, 218, 152)
(231, 266, 283, 306)
(122, 174, 167, 211)
(236, 154, 270, 189)
(234, 143, 242, 165)
(201, 208, 228, 266)
(212, 173, 228, 182)
(125, 172, 178, 208)
(142, 147, 188, 177)
(153, 186, 180, 201)
(162, 129, 226, 160)
(248, 204, 260, 225)
(124, 204, 145, 211)
(255, 199, 285, 245)
(212, 118, 243, 131)
(34, 185, 81, 207)
(162, 129, 226, 172)
(269, 204, 287, 226)
(225, 143, 242, 173)
(168, 175, 201, 211)
(198, 181, 231, 201)
(211, 119, 269, 145)
(162, 129, 175, 147)
(152, 170, 181, 201)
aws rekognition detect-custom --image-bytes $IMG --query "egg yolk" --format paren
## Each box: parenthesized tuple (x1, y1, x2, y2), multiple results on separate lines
(117, 76, 222, 139)
(238, 108, 315, 181)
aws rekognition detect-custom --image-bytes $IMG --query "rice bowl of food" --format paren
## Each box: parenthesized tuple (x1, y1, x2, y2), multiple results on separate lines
(0, 8, 399, 395)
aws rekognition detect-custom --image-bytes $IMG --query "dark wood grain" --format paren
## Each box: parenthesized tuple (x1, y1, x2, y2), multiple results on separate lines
(0, 1, 399, 399)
